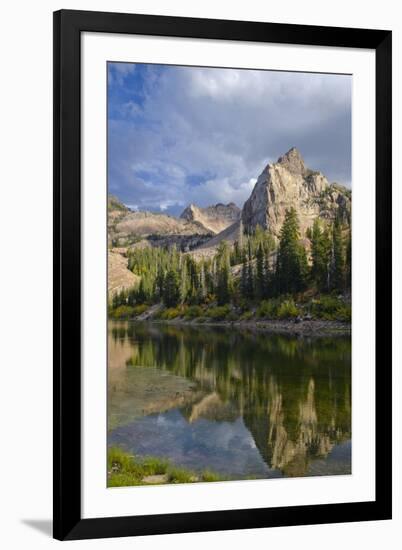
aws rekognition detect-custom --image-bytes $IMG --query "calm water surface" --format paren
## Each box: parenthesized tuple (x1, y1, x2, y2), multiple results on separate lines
(108, 321, 351, 479)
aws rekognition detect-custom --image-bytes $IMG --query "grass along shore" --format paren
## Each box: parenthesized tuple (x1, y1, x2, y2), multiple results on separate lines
(109, 293, 351, 336)
(108, 447, 223, 487)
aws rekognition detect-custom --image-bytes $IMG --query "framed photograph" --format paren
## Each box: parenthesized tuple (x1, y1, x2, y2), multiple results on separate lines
(53, 9, 392, 541)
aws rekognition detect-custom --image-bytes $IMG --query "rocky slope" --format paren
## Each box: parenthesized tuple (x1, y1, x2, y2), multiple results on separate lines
(180, 202, 241, 234)
(242, 147, 351, 237)
(189, 220, 243, 260)
(108, 249, 140, 296)
(109, 208, 213, 250)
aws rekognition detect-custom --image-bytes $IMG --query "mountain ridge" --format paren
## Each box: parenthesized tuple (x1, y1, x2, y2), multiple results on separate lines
(180, 202, 241, 234)
(108, 147, 351, 253)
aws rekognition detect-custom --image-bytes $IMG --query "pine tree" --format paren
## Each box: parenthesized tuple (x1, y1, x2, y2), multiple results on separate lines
(256, 243, 265, 299)
(276, 208, 308, 294)
(263, 251, 272, 297)
(238, 219, 244, 251)
(345, 231, 352, 289)
(240, 254, 254, 300)
(217, 265, 231, 305)
(136, 279, 146, 303)
(331, 219, 345, 291)
(310, 218, 331, 291)
(247, 239, 254, 299)
(240, 260, 248, 300)
(163, 270, 181, 307)
(216, 240, 232, 305)
(180, 260, 189, 303)
(154, 266, 165, 301)
(199, 262, 207, 302)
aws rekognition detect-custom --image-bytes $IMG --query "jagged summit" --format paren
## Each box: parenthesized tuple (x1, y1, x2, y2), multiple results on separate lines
(242, 148, 351, 237)
(276, 147, 307, 176)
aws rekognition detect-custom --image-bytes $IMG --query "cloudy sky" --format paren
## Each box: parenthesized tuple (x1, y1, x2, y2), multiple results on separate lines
(108, 62, 351, 215)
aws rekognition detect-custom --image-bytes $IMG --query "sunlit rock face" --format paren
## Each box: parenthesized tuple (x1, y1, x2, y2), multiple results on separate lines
(242, 147, 351, 237)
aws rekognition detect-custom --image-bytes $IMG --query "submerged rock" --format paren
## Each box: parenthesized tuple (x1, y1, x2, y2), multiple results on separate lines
(142, 474, 169, 484)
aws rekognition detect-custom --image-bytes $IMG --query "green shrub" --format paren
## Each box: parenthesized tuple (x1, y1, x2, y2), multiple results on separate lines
(206, 305, 230, 320)
(184, 305, 203, 319)
(132, 304, 148, 316)
(336, 304, 351, 322)
(160, 307, 181, 320)
(240, 310, 254, 321)
(311, 295, 351, 321)
(226, 311, 239, 322)
(257, 299, 278, 319)
(277, 299, 299, 319)
(110, 305, 135, 319)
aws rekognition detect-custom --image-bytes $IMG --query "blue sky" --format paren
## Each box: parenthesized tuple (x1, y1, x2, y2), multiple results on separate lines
(108, 62, 351, 216)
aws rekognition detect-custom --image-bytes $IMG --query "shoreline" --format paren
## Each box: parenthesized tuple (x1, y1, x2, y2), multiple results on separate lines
(117, 316, 351, 337)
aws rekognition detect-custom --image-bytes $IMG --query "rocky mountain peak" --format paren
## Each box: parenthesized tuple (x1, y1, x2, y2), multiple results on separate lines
(242, 148, 351, 237)
(276, 147, 306, 176)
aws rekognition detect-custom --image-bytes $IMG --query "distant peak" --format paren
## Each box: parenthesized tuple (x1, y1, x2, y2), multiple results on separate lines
(182, 203, 197, 212)
(276, 147, 306, 175)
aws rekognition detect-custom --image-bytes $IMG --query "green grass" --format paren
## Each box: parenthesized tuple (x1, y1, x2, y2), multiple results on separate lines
(108, 447, 224, 487)
(167, 467, 195, 484)
(201, 470, 222, 482)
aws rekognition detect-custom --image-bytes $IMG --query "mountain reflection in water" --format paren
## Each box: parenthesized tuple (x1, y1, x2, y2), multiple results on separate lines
(108, 321, 351, 479)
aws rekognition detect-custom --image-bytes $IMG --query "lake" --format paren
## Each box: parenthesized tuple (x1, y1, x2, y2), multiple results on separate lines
(108, 321, 351, 480)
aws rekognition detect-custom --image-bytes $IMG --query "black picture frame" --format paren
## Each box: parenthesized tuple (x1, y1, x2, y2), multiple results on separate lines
(53, 9, 392, 541)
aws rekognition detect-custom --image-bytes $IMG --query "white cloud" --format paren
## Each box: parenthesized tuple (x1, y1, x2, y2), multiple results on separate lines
(108, 65, 351, 213)
(108, 63, 136, 86)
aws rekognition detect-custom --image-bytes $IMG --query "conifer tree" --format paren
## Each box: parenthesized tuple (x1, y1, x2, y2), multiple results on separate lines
(310, 218, 331, 291)
(345, 231, 352, 289)
(240, 260, 248, 300)
(217, 264, 231, 305)
(331, 218, 345, 291)
(199, 262, 207, 302)
(137, 279, 147, 303)
(154, 266, 165, 301)
(216, 240, 232, 304)
(276, 207, 308, 294)
(256, 243, 265, 299)
(163, 270, 181, 307)
(263, 251, 272, 298)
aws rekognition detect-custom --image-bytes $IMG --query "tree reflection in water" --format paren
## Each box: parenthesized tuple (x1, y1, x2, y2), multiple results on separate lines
(108, 322, 351, 479)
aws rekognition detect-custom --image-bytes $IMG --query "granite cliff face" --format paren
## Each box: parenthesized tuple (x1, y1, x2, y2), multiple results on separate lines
(180, 202, 241, 234)
(108, 147, 351, 261)
(242, 147, 351, 237)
